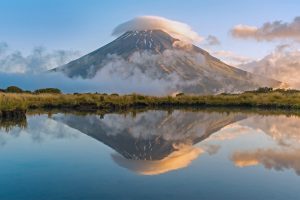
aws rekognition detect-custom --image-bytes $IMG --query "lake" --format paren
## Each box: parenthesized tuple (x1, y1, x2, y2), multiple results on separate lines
(0, 109, 299, 200)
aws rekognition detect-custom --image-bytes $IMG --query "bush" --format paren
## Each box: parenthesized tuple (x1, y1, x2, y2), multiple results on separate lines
(286, 89, 299, 94)
(274, 88, 286, 93)
(176, 93, 184, 97)
(34, 88, 61, 94)
(6, 86, 23, 93)
(99, 96, 105, 101)
(256, 87, 273, 93)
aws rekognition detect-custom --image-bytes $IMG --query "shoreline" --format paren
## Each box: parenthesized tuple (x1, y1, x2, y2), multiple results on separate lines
(1, 90, 300, 119)
(2, 105, 300, 131)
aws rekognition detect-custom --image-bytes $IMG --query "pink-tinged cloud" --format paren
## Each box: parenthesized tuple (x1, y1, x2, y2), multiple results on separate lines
(231, 17, 300, 42)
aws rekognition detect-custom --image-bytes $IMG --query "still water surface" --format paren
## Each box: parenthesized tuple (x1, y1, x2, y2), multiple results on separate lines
(0, 110, 300, 200)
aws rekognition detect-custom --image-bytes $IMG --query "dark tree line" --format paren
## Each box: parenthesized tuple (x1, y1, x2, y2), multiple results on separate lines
(0, 86, 61, 94)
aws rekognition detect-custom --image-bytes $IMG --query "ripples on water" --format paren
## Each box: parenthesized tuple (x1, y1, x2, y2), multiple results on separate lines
(0, 109, 300, 200)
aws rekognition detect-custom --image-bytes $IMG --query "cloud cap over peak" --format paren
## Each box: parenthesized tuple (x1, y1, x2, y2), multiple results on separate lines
(112, 16, 203, 43)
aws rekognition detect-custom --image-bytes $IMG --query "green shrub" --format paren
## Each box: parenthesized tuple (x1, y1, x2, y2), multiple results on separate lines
(274, 88, 286, 93)
(6, 86, 23, 93)
(286, 89, 299, 94)
(99, 96, 105, 101)
(34, 88, 61, 94)
(176, 93, 184, 97)
(256, 87, 273, 93)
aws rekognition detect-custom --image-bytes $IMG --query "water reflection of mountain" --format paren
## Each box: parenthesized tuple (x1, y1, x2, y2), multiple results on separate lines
(54, 111, 246, 174)
(2, 110, 300, 176)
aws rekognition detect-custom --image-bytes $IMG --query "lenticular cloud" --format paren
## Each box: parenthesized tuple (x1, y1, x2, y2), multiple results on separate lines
(112, 16, 203, 43)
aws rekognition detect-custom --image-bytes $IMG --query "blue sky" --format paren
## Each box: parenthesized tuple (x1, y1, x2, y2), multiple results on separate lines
(1, 0, 299, 59)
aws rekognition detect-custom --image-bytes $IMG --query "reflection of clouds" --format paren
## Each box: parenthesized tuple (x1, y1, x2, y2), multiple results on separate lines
(240, 115, 300, 147)
(203, 144, 221, 155)
(208, 123, 253, 141)
(0, 115, 80, 146)
(0, 126, 24, 147)
(25, 115, 80, 142)
(112, 144, 203, 175)
(229, 115, 300, 175)
(200, 123, 256, 154)
(231, 148, 300, 175)
(0, 134, 7, 146)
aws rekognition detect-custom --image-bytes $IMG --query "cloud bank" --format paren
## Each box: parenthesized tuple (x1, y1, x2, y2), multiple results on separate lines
(0, 43, 80, 73)
(212, 50, 253, 66)
(112, 16, 203, 43)
(240, 44, 300, 88)
(0, 70, 176, 95)
(231, 17, 300, 42)
(0, 43, 184, 94)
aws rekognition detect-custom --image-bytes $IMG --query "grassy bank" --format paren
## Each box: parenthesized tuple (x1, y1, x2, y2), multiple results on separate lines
(1, 88, 300, 117)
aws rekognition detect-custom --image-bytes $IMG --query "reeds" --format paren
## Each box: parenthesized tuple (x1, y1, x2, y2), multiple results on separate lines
(1, 89, 300, 113)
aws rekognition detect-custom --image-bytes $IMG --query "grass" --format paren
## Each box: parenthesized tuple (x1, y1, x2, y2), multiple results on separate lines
(1, 87, 300, 130)
(1, 88, 300, 116)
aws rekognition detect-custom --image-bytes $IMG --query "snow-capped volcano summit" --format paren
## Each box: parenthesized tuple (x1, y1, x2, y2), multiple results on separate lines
(53, 29, 280, 94)
(116, 30, 177, 52)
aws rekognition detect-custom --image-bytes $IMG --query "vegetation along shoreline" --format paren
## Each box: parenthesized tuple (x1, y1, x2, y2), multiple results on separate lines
(1, 86, 300, 119)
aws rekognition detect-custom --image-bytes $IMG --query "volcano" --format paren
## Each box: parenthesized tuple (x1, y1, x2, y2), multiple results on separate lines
(52, 29, 280, 94)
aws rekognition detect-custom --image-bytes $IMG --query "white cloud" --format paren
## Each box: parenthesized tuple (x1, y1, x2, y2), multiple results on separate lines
(112, 16, 203, 43)
(231, 17, 300, 42)
(203, 35, 221, 46)
(0, 42, 8, 56)
(240, 44, 300, 88)
(0, 44, 80, 73)
(212, 50, 254, 66)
